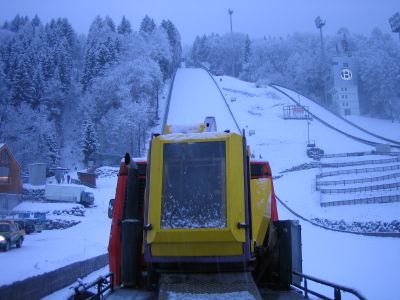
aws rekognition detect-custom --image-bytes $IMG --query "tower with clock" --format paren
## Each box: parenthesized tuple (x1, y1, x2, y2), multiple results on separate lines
(327, 36, 360, 116)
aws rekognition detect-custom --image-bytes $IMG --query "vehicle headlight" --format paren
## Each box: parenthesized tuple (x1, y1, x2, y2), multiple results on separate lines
(0, 236, 5, 242)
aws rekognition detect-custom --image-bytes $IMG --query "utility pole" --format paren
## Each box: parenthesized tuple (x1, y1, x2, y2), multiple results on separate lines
(228, 9, 235, 77)
(315, 16, 327, 105)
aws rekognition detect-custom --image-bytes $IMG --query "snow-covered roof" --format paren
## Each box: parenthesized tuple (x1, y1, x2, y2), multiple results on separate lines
(159, 131, 234, 142)
(0, 143, 4, 149)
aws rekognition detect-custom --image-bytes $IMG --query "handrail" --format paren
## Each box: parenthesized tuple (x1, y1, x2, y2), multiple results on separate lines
(72, 272, 114, 300)
(292, 271, 367, 300)
(161, 71, 177, 134)
(196, 62, 242, 133)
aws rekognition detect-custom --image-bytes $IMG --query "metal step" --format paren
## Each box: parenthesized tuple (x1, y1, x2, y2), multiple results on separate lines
(158, 272, 262, 300)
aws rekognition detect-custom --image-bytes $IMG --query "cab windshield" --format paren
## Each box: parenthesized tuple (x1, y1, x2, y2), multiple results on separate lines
(161, 141, 227, 229)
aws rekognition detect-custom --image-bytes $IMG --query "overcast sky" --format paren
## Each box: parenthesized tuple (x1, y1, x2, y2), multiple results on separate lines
(0, 0, 398, 45)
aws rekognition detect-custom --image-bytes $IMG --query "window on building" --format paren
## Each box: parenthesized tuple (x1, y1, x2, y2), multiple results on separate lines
(0, 150, 11, 184)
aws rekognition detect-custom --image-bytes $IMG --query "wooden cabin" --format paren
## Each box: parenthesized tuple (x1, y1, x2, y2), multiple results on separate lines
(0, 143, 22, 194)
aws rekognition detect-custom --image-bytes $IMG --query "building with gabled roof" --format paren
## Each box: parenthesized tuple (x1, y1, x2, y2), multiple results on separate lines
(0, 143, 22, 194)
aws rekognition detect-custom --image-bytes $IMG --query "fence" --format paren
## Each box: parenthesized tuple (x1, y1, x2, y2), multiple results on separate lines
(321, 195, 400, 207)
(323, 151, 400, 159)
(161, 71, 177, 134)
(282, 105, 311, 120)
(197, 62, 242, 133)
(319, 181, 400, 194)
(316, 172, 400, 188)
(320, 157, 400, 168)
(317, 164, 400, 179)
(322, 151, 371, 159)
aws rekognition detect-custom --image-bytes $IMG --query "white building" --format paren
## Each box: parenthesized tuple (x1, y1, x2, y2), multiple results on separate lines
(327, 55, 360, 116)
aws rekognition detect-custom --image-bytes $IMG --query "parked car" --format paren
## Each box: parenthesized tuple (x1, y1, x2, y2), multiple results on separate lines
(0, 221, 25, 251)
(14, 219, 36, 234)
(14, 219, 43, 234)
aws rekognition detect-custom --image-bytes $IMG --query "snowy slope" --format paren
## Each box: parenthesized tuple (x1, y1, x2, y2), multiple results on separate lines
(272, 85, 399, 146)
(0, 172, 116, 286)
(347, 115, 400, 141)
(1, 69, 399, 300)
(167, 68, 240, 133)
(213, 74, 400, 300)
(278, 203, 400, 300)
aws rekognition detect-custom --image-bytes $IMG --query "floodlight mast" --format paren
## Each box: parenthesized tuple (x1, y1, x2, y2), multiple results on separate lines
(315, 16, 327, 104)
(228, 9, 233, 33)
(315, 16, 326, 59)
(389, 12, 400, 41)
(228, 9, 235, 77)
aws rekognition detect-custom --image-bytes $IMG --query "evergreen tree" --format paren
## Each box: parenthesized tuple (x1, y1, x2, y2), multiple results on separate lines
(31, 70, 44, 109)
(44, 133, 60, 165)
(31, 15, 41, 27)
(10, 15, 29, 32)
(244, 34, 251, 63)
(81, 16, 119, 90)
(105, 16, 116, 32)
(80, 116, 99, 165)
(161, 19, 182, 75)
(10, 57, 32, 105)
(140, 15, 156, 35)
(117, 16, 132, 35)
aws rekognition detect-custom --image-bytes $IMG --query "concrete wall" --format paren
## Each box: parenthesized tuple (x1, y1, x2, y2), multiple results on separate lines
(0, 253, 108, 300)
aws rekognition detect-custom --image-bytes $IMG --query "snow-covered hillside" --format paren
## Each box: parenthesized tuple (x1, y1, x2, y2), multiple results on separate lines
(0, 169, 117, 286)
(213, 73, 400, 300)
(2, 68, 400, 300)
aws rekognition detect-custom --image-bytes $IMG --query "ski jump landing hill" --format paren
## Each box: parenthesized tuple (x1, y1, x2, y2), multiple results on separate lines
(166, 68, 241, 134)
(270, 85, 400, 149)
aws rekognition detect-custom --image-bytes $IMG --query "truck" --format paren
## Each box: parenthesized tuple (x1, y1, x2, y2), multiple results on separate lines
(44, 184, 95, 207)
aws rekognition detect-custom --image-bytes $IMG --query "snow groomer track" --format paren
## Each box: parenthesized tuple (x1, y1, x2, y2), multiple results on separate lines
(166, 68, 241, 133)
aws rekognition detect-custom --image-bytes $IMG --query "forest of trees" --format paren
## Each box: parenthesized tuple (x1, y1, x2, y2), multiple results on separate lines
(1, 13, 399, 170)
(189, 29, 400, 119)
(0, 14, 181, 169)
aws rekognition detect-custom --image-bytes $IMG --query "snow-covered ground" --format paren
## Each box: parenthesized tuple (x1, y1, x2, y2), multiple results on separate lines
(167, 68, 240, 134)
(1, 68, 399, 300)
(0, 169, 117, 286)
(214, 73, 400, 299)
(347, 115, 400, 142)
(272, 85, 400, 145)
